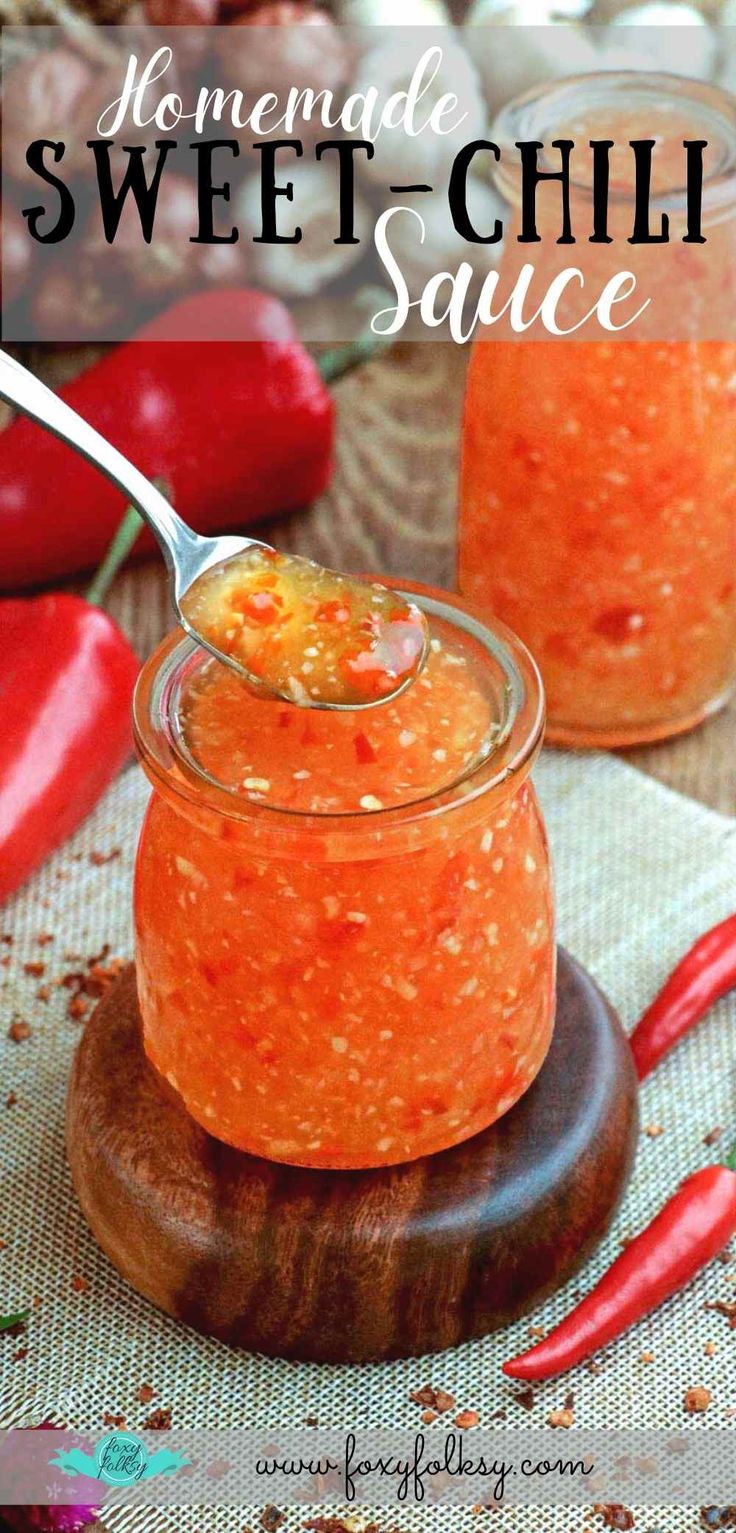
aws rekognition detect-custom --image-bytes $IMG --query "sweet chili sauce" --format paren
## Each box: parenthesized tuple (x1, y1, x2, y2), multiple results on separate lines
(133, 584, 555, 1170)
(180, 546, 429, 708)
(459, 76, 736, 747)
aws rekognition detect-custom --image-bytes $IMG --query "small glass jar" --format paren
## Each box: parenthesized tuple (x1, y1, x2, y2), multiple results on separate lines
(459, 74, 736, 748)
(133, 583, 555, 1170)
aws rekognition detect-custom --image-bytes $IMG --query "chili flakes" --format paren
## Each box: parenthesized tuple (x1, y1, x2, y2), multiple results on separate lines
(594, 1506, 635, 1530)
(260, 1511, 285, 1532)
(143, 1405, 172, 1430)
(409, 1385, 456, 1414)
(684, 1386, 712, 1414)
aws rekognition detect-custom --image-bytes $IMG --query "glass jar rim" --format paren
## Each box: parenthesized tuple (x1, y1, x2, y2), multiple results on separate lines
(492, 71, 736, 220)
(133, 581, 545, 845)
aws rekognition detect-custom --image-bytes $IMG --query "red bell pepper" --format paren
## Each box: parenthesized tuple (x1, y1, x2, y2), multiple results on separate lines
(0, 509, 141, 905)
(0, 289, 340, 589)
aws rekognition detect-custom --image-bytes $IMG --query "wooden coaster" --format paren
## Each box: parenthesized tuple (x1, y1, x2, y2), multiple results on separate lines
(66, 949, 638, 1363)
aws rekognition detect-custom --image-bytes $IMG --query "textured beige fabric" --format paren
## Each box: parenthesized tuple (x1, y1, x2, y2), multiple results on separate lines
(1, 749, 735, 1533)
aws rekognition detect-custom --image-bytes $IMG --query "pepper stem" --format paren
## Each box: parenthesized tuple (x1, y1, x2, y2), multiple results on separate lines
(85, 477, 173, 606)
(84, 504, 145, 608)
(317, 328, 395, 385)
(725, 1142, 736, 1173)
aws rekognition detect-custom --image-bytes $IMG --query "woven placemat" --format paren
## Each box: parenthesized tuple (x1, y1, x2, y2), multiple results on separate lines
(1, 748, 735, 1533)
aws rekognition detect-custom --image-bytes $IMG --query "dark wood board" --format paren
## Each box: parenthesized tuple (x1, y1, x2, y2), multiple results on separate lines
(66, 948, 639, 1363)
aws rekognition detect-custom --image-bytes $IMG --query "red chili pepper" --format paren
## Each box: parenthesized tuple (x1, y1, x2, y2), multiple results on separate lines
(0, 508, 141, 905)
(503, 1151, 736, 1381)
(630, 913, 736, 1081)
(0, 291, 383, 590)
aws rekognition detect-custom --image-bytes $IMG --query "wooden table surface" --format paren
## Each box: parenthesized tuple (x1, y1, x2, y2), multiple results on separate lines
(72, 340, 736, 819)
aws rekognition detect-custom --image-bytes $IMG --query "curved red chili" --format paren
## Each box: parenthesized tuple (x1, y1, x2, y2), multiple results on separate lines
(630, 913, 736, 1080)
(503, 1157, 736, 1381)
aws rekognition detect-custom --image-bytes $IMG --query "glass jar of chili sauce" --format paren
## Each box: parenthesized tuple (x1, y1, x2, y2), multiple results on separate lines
(459, 75, 736, 747)
(133, 584, 554, 1170)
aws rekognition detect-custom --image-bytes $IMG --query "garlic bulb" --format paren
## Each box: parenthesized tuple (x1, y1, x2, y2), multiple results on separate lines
(337, 0, 450, 24)
(602, 3, 717, 81)
(464, 0, 600, 113)
(351, 35, 486, 188)
(380, 178, 506, 287)
(237, 162, 371, 297)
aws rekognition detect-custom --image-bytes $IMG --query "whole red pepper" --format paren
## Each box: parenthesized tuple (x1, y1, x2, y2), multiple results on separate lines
(503, 1153, 736, 1381)
(630, 913, 736, 1080)
(0, 509, 141, 905)
(0, 289, 338, 589)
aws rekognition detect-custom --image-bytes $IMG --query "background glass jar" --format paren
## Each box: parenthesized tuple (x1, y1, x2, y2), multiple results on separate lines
(133, 584, 555, 1171)
(459, 74, 736, 748)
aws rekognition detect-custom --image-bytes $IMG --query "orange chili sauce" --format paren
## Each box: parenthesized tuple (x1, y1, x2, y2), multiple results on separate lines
(460, 92, 736, 746)
(134, 606, 555, 1169)
(181, 546, 428, 707)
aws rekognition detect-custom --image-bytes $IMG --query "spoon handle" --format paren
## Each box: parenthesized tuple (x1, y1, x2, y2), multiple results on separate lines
(0, 346, 199, 578)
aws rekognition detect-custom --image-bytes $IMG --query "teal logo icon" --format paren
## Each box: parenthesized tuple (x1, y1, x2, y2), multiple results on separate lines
(50, 1431, 189, 1485)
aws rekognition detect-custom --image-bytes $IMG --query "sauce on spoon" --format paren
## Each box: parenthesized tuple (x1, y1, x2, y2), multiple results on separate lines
(180, 546, 429, 708)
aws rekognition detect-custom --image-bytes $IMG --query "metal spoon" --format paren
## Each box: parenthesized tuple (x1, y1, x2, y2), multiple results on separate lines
(0, 346, 428, 710)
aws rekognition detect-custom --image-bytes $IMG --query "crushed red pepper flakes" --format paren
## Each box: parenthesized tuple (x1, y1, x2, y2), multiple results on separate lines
(103, 1412, 126, 1429)
(23, 961, 45, 977)
(143, 1406, 172, 1430)
(260, 1511, 285, 1532)
(1, 934, 13, 945)
(705, 1299, 736, 1326)
(71, 1275, 89, 1293)
(685, 1386, 712, 1414)
(409, 1385, 455, 1413)
(594, 1506, 635, 1530)
(454, 1409, 480, 1430)
(8, 1020, 31, 1043)
(705, 1127, 725, 1147)
(644, 1123, 664, 1139)
(205, 1459, 232, 1482)
(3, 1320, 26, 1339)
(6, 1093, 17, 1108)
(89, 848, 122, 866)
(302, 1522, 381, 1533)
(137, 1384, 156, 1405)
(61, 952, 125, 1021)
(420, 1410, 437, 1425)
(514, 1387, 536, 1410)
(35, 933, 54, 946)
(547, 1407, 574, 1428)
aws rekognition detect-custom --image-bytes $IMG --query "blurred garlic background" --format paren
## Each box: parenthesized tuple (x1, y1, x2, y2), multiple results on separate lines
(238, 160, 372, 295)
(462, 0, 729, 109)
(352, 34, 486, 186)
